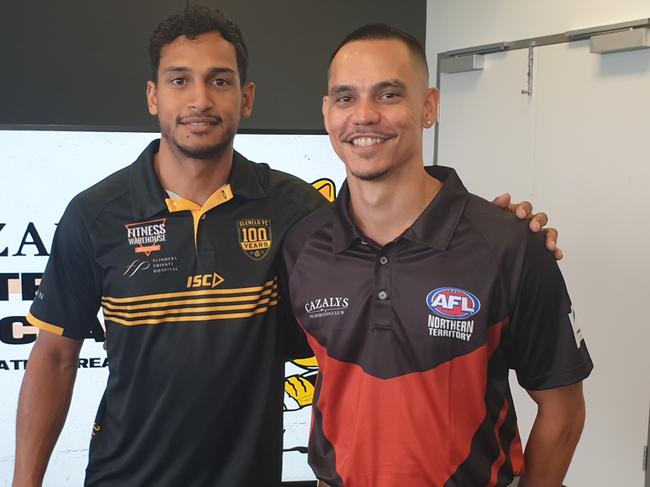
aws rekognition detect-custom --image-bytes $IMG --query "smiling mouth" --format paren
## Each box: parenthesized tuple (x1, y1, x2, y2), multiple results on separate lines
(178, 116, 222, 127)
(347, 135, 392, 147)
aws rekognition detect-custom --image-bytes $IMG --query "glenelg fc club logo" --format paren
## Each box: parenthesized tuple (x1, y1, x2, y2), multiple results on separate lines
(237, 219, 272, 261)
(426, 287, 481, 319)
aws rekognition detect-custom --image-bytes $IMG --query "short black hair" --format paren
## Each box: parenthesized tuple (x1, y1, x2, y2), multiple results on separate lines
(330, 23, 428, 75)
(148, 5, 249, 84)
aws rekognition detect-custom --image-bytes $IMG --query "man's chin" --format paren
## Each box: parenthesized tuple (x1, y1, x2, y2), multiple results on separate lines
(349, 167, 390, 182)
(167, 133, 234, 160)
(177, 142, 229, 160)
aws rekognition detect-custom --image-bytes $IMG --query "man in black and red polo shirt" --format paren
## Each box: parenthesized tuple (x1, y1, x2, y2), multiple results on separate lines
(282, 24, 592, 487)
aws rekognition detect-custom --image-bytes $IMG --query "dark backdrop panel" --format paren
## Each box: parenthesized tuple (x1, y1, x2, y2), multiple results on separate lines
(0, 0, 426, 133)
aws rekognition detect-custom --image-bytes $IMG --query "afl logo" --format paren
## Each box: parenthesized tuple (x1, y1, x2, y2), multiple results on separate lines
(426, 287, 481, 319)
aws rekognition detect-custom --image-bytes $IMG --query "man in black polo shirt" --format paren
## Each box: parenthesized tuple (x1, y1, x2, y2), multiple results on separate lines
(282, 25, 592, 487)
(13, 8, 324, 487)
(13, 8, 560, 487)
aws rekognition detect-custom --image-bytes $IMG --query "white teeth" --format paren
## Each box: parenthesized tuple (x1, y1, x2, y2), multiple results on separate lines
(351, 137, 384, 147)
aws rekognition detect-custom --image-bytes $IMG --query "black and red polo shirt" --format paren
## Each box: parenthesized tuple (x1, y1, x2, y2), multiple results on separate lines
(27, 139, 325, 487)
(282, 165, 593, 487)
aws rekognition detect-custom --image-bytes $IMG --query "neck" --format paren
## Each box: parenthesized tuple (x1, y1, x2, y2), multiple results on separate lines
(347, 162, 442, 246)
(154, 138, 234, 205)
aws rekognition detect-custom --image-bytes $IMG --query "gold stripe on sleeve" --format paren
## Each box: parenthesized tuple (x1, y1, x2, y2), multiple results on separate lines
(26, 312, 64, 336)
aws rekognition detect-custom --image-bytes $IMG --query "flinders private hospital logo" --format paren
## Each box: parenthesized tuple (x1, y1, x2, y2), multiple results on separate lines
(125, 219, 167, 256)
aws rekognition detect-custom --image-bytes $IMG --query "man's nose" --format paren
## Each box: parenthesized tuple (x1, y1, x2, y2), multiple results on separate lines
(188, 83, 213, 112)
(352, 97, 380, 125)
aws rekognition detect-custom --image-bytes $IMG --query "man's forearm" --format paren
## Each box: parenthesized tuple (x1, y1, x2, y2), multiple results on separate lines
(521, 398, 585, 487)
(13, 345, 79, 487)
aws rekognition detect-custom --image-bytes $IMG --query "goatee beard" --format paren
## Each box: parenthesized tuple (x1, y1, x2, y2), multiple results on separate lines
(175, 138, 232, 160)
(161, 124, 236, 161)
(352, 168, 390, 181)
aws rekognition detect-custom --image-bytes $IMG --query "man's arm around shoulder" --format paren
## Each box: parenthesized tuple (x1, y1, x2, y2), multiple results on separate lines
(521, 382, 586, 487)
(13, 330, 82, 487)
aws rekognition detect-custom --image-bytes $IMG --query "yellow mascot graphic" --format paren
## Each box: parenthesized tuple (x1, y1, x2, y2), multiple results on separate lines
(283, 179, 335, 455)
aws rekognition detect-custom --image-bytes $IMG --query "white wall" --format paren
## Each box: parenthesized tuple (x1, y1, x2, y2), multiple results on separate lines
(426, 1, 650, 486)
(423, 0, 650, 164)
(426, 0, 650, 74)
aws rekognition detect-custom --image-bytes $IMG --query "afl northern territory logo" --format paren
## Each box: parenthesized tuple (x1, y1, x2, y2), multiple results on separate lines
(426, 287, 480, 319)
(237, 219, 272, 261)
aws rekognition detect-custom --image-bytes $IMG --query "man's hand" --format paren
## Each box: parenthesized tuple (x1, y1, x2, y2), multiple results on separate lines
(492, 193, 563, 260)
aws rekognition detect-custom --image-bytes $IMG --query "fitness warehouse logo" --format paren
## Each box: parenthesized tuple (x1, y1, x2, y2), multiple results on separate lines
(426, 287, 480, 342)
(125, 219, 167, 256)
(304, 297, 350, 319)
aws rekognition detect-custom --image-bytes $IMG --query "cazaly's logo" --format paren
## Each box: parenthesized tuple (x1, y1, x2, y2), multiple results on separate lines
(237, 219, 272, 261)
(304, 297, 349, 319)
(125, 219, 167, 256)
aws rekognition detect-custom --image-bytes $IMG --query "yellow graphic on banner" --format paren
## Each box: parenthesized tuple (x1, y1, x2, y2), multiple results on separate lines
(282, 179, 336, 456)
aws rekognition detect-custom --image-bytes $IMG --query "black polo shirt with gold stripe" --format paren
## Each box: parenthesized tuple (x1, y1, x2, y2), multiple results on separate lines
(27, 139, 325, 487)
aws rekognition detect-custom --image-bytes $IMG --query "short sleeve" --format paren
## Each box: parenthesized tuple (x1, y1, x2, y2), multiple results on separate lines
(505, 233, 593, 390)
(27, 197, 103, 340)
(278, 254, 312, 360)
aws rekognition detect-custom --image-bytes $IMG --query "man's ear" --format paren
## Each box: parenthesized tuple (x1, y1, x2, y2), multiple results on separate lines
(240, 82, 256, 119)
(322, 96, 330, 133)
(422, 87, 440, 127)
(146, 80, 159, 116)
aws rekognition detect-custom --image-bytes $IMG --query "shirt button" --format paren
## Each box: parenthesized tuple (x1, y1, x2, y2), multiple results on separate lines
(379, 256, 388, 265)
(378, 290, 389, 300)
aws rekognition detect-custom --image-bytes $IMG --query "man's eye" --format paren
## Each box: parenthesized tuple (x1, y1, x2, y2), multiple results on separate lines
(336, 96, 353, 104)
(170, 78, 186, 86)
(211, 78, 230, 86)
(380, 92, 400, 101)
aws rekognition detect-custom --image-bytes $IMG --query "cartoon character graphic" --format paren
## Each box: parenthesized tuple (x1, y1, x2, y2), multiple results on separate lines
(282, 179, 335, 468)
(284, 356, 318, 413)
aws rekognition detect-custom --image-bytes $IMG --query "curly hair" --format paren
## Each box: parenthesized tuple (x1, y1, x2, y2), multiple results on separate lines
(148, 5, 249, 85)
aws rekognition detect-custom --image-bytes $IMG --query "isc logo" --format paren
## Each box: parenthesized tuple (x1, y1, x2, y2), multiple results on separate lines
(186, 272, 224, 289)
(426, 287, 481, 319)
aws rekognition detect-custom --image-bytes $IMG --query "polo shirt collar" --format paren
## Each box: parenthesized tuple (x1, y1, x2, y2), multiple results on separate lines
(331, 165, 468, 253)
(229, 150, 266, 199)
(331, 181, 362, 253)
(403, 166, 469, 249)
(129, 139, 168, 220)
(129, 139, 266, 219)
